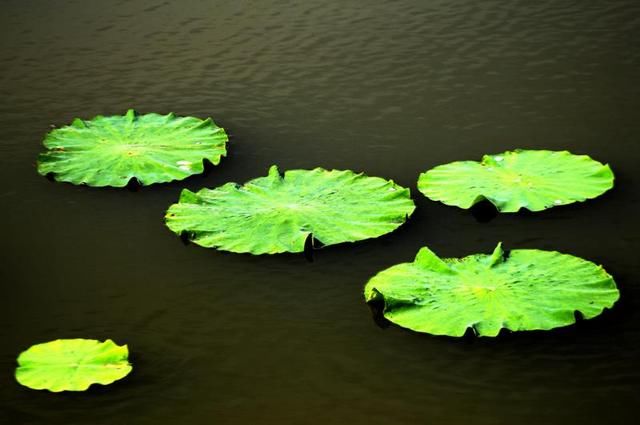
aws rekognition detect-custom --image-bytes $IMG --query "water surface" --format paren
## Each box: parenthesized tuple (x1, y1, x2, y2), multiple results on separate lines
(1, 1, 639, 424)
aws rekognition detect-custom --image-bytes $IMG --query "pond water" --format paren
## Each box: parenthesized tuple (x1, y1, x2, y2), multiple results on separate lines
(1, 1, 639, 424)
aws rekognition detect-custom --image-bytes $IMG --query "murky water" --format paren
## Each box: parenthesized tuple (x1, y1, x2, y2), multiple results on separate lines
(1, 1, 639, 424)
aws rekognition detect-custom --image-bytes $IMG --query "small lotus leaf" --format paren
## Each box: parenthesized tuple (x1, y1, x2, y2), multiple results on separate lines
(15, 339, 132, 392)
(165, 165, 416, 254)
(417, 150, 614, 212)
(37, 109, 228, 187)
(364, 244, 619, 337)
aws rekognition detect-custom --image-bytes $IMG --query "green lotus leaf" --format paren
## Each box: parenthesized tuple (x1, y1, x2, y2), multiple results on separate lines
(37, 109, 228, 187)
(165, 165, 416, 254)
(364, 243, 619, 337)
(15, 339, 132, 392)
(417, 150, 614, 212)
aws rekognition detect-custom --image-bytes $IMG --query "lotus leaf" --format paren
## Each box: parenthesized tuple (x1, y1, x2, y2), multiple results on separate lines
(37, 109, 228, 187)
(15, 339, 132, 392)
(417, 150, 614, 212)
(364, 243, 619, 337)
(165, 165, 416, 254)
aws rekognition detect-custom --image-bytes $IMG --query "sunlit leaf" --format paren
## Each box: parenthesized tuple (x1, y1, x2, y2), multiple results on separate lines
(418, 150, 614, 212)
(15, 339, 132, 392)
(37, 109, 228, 187)
(165, 166, 416, 254)
(365, 243, 619, 337)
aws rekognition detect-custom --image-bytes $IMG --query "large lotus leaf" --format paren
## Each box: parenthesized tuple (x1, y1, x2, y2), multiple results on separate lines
(15, 339, 132, 392)
(165, 165, 416, 254)
(364, 244, 619, 337)
(37, 109, 228, 187)
(417, 150, 614, 212)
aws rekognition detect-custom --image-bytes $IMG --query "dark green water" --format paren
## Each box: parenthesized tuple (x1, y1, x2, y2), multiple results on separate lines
(1, 1, 639, 424)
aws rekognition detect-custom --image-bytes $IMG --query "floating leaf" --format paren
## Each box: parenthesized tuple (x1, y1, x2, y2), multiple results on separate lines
(15, 339, 132, 392)
(165, 166, 416, 254)
(364, 244, 619, 337)
(417, 150, 614, 212)
(37, 109, 228, 187)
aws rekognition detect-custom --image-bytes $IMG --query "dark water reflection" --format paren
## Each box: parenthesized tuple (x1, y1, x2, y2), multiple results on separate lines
(1, 1, 639, 424)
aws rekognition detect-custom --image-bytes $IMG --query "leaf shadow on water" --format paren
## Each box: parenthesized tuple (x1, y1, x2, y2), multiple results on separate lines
(470, 198, 499, 223)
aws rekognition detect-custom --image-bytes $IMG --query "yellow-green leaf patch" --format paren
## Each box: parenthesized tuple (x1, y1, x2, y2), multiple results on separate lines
(165, 166, 416, 254)
(15, 339, 132, 392)
(364, 243, 619, 337)
(37, 109, 228, 187)
(418, 150, 614, 212)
